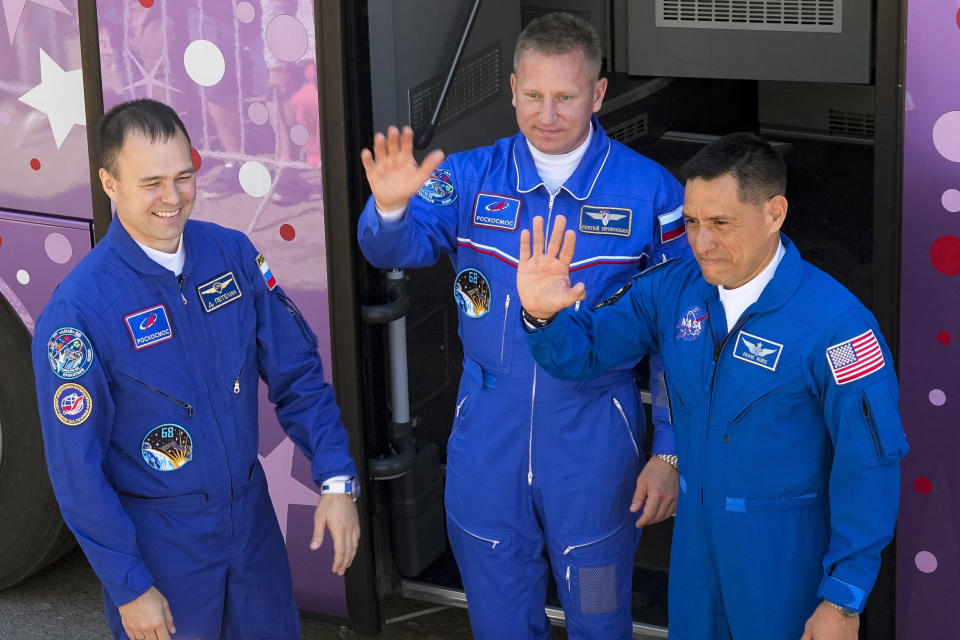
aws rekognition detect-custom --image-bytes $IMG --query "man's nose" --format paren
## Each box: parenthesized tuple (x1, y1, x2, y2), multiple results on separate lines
(538, 98, 557, 123)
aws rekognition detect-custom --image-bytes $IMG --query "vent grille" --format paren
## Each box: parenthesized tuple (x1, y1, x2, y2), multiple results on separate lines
(828, 109, 875, 139)
(605, 113, 649, 145)
(409, 43, 502, 134)
(657, 0, 841, 33)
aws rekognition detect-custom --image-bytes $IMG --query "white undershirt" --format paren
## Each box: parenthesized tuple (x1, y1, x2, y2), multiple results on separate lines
(525, 125, 593, 194)
(136, 236, 185, 276)
(376, 125, 594, 221)
(717, 241, 785, 333)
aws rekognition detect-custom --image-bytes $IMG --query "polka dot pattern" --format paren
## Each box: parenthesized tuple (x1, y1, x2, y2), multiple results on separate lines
(929, 389, 946, 406)
(266, 15, 309, 63)
(942, 189, 960, 212)
(238, 161, 272, 198)
(290, 124, 309, 146)
(915, 551, 938, 574)
(140, 0, 154, 7)
(44, 233, 72, 264)
(937, 331, 950, 345)
(933, 112, 960, 162)
(30, 158, 41, 170)
(248, 102, 269, 125)
(191, 147, 202, 171)
(236, 2, 256, 24)
(16, 270, 30, 285)
(280, 224, 296, 241)
(183, 40, 226, 87)
(930, 235, 960, 275)
(914, 477, 932, 494)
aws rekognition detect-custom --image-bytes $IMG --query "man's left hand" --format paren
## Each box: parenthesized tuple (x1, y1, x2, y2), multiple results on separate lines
(800, 601, 859, 640)
(630, 456, 679, 527)
(310, 494, 360, 575)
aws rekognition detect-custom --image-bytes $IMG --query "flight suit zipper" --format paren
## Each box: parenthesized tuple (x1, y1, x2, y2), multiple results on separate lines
(118, 371, 194, 417)
(500, 294, 511, 365)
(613, 397, 640, 460)
(562, 524, 622, 556)
(861, 394, 882, 461)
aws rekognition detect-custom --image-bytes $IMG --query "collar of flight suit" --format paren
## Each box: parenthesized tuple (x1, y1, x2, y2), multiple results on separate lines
(512, 114, 612, 201)
(103, 214, 195, 279)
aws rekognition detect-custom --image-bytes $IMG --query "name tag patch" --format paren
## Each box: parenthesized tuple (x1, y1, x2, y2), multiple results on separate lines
(579, 206, 632, 237)
(124, 304, 173, 350)
(733, 331, 783, 371)
(142, 424, 193, 471)
(197, 271, 242, 313)
(473, 193, 521, 231)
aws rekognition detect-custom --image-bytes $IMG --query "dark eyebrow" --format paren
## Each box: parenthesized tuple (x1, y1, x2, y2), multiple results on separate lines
(140, 168, 195, 183)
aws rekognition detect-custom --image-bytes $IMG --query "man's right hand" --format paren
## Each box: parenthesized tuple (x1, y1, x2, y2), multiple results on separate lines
(359, 125, 446, 212)
(517, 215, 586, 320)
(118, 586, 176, 640)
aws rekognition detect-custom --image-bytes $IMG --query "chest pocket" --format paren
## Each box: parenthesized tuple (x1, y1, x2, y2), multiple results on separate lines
(453, 262, 517, 375)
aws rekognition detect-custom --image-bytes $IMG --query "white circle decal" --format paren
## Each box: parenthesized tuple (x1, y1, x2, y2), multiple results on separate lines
(238, 161, 272, 198)
(183, 40, 226, 87)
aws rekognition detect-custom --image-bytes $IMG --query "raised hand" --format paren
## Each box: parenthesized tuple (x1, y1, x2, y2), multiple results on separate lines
(360, 125, 446, 212)
(517, 215, 586, 320)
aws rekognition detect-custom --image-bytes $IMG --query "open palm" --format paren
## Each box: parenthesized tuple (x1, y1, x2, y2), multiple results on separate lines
(360, 125, 445, 212)
(517, 215, 586, 320)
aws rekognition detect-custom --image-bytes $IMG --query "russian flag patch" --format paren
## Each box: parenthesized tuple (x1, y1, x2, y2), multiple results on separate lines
(256, 253, 277, 290)
(658, 206, 685, 244)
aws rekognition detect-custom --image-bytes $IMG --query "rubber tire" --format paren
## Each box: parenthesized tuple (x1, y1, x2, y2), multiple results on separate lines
(0, 296, 73, 590)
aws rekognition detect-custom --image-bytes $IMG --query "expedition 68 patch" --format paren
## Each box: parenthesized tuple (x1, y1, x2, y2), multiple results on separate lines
(142, 424, 193, 471)
(454, 268, 491, 319)
(47, 327, 94, 379)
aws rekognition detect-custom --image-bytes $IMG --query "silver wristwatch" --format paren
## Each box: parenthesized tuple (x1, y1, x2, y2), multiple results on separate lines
(825, 600, 858, 618)
(654, 454, 679, 471)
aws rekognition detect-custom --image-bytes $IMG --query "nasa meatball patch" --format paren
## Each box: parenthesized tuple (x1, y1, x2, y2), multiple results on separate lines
(579, 205, 632, 237)
(47, 327, 95, 379)
(54, 383, 92, 426)
(123, 304, 173, 350)
(473, 193, 521, 231)
(142, 424, 193, 471)
(676, 305, 707, 342)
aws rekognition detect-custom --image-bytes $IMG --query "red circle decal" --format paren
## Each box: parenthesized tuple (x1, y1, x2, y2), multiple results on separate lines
(280, 224, 296, 242)
(937, 331, 951, 345)
(140, 0, 154, 7)
(191, 148, 202, 172)
(931, 235, 960, 276)
(914, 476, 933, 495)
(30, 158, 41, 170)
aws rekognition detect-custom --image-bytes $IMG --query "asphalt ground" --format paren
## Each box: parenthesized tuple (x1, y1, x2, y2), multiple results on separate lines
(0, 547, 566, 639)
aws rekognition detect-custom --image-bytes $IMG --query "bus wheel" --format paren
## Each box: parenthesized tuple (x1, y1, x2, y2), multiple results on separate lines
(0, 296, 73, 590)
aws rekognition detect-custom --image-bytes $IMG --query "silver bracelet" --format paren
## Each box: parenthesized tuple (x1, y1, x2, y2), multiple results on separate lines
(825, 600, 858, 618)
(653, 454, 679, 471)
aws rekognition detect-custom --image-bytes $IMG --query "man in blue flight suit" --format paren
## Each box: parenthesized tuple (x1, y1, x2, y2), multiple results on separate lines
(357, 13, 689, 639)
(517, 133, 908, 640)
(32, 99, 360, 640)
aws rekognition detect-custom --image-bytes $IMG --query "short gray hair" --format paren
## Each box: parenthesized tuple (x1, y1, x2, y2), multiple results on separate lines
(514, 12, 602, 79)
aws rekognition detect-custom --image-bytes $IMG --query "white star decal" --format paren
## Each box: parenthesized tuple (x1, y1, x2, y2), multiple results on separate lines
(258, 437, 320, 542)
(2, 0, 70, 45)
(119, 51, 181, 99)
(18, 48, 85, 149)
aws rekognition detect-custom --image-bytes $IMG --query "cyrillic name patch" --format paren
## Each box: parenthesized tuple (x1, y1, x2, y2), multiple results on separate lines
(197, 271, 242, 312)
(732, 331, 783, 371)
(54, 383, 92, 426)
(826, 329, 885, 385)
(579, 206, 632, 237)
(418, 168, 457, 206)
(256, 253, 277, 290)
(47, 327, 94, 379)
(473, 193, 521, 231)
(124, 304, 173, 350)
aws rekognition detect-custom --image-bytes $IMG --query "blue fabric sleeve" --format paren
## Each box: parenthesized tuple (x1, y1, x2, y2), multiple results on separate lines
(815, 310, 908, 612)
(242, 239, 357, 484)
(32, 301, 154, 607)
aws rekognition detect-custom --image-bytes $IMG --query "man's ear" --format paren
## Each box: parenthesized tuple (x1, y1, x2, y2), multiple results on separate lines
(510, 73, 517, 109)
(99, 167, 117, 201)
(766, 194, 788, 231)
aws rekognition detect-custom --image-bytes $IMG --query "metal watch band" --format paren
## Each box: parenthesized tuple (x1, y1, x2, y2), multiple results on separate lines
(825, 600, 859, 617)
(654, 454, 679, 471)
(521, 308, 555, 328)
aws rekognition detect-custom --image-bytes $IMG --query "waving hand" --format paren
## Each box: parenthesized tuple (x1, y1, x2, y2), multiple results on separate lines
(517, 215, 586, 320)
(360, 125, 446, 212)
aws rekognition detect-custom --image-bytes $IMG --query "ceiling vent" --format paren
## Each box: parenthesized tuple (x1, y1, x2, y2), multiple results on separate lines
(605, 113, 649, 146)
(409, 43, 502, 134)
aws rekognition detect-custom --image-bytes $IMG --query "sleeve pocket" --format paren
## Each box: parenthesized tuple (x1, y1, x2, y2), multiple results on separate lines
(857, 382, 909, 468)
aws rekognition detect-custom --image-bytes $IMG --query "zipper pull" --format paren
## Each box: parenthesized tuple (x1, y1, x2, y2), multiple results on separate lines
(233, 378, 240, 394)
(181, 292, 188, 306)
(566, 566, 571, 593)
(527, 470, 533, 485)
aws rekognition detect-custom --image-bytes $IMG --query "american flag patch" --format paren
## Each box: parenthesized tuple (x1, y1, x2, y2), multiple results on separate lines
(826, 329, 885, 385)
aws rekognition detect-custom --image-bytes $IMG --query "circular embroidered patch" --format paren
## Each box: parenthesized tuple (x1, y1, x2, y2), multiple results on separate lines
(417, 168, 457, 206)
(454, 268, 491, 319)
(47, 327, 95, 379)
(676, 305, 707, 342)
(53, 383, 93, 426)
(142, 424, 193, 471)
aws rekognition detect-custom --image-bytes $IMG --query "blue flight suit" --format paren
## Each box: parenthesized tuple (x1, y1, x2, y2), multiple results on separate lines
(525, 235, 908, 639)
(358, 118, 690, 639)
(32, 218, 356, 640)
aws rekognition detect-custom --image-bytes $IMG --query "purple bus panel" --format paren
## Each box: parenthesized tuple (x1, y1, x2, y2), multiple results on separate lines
(95, 0, 345, 617)
(0, 210, 91, 334)
(897, 4, 960, 638)
(0, 0, 93, 220)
